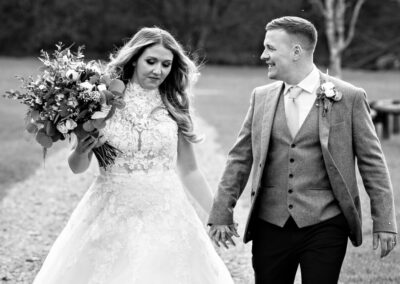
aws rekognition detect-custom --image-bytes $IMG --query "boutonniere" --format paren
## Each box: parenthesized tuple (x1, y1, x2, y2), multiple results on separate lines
(316, 81, 342, 117)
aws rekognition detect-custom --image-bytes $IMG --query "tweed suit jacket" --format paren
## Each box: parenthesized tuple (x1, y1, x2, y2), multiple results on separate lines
(208, 71, 398, 246)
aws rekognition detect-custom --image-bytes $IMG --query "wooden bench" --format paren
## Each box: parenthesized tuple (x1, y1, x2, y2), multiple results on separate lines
(370, 99, 400, 139)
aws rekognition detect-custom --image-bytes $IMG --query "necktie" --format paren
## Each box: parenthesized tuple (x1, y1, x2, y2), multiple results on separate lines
(285, 86, 302, 138)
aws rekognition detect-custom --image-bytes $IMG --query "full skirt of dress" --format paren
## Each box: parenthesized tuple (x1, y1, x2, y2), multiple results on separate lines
(33, 170, 234, 284)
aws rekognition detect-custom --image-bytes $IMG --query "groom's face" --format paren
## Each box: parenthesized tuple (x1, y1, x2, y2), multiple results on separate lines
(260, 29, 295, 82)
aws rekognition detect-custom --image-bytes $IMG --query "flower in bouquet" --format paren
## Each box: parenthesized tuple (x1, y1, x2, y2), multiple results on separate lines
(3, 43, 126, 169)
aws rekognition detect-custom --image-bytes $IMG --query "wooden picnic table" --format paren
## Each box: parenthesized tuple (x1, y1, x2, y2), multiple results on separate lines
(370, 99, 400, 139)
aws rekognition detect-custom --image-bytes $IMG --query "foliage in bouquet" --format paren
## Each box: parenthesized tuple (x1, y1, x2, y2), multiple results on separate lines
(3, 43, 126, 168)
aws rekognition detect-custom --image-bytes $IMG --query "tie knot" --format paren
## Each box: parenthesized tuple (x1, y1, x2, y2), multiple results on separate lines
(288, 86, 302, 100)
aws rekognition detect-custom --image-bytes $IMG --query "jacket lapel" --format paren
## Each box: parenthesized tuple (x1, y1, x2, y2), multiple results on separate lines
(316, 73, 358, 234)
(318, 72, 333, 150)
(259, 83, 284, 169)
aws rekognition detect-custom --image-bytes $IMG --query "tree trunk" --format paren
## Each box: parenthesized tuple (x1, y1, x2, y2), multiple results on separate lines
(329, 47, 342, 77)
(311, 0, 366, 78)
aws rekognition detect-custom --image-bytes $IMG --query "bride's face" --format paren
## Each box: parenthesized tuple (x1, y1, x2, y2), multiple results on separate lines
(132, 44, 174, 90)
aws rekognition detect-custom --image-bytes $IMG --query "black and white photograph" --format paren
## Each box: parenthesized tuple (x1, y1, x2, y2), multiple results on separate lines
(0, 1, 399, 283)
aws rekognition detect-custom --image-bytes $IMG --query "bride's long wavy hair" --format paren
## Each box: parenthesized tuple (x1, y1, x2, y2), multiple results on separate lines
(106, 27, 201, 143)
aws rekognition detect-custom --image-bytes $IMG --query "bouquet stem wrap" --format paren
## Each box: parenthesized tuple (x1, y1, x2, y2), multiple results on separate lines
(93, 143, 122, 169)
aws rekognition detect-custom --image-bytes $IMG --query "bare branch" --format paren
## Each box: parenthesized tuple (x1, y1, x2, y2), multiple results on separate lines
(343, 0, 366, 49)
(335, 0, 346, 52)
(324, 0, 336, 47)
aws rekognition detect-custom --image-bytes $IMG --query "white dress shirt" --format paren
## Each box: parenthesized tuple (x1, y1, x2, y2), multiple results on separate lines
(284, 66, 320, 128)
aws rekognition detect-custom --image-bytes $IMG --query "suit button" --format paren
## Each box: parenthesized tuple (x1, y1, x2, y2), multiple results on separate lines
(290, 158, 294, 163)
(259, 163, 262, 168)
(288, 189, 293, 194)
(288, 204, 293, 209)
(251, 191, 255, 196)
(289, 174, 293, 178)
(291, 144, 296, 148)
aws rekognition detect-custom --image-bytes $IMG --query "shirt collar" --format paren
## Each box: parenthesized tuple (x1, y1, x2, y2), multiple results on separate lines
(284, 65, 320, 95)
(283, 83, 293, 96)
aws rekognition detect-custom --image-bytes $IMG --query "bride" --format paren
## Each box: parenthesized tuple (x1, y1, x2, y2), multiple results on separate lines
(33, 27, 234, 284)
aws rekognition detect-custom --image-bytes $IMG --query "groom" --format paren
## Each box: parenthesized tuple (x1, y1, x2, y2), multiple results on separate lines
(208, 16, 397, 283)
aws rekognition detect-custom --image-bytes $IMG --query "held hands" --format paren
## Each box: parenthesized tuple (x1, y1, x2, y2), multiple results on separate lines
(373, 232, 397, 258)
(208, 223, 240, 249)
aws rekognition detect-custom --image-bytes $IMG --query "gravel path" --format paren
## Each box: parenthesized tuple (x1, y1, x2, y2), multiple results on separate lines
(0, 118, 261, 284)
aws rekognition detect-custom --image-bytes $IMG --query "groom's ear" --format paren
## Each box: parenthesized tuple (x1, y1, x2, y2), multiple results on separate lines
(293, 44, 302, 61)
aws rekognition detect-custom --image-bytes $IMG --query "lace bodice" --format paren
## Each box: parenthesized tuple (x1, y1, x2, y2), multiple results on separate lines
(102, 82, 178, 174)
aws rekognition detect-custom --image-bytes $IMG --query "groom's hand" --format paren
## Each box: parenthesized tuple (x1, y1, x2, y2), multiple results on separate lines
(208, 223, 240, 249)
(373, 232, 397, 258)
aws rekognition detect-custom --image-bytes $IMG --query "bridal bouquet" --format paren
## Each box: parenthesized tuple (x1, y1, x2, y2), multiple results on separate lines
(3, 43, 126, 169)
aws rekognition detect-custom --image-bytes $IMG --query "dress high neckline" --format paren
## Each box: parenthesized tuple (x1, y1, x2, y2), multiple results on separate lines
(126, 81, 160, 98)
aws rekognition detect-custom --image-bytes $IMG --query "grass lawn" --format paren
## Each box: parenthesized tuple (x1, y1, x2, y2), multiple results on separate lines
(1, 58, 399, 282)
(0, 58, 67, 199)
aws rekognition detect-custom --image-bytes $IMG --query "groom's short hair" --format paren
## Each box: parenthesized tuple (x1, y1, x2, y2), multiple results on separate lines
(266, 16, 318, 52)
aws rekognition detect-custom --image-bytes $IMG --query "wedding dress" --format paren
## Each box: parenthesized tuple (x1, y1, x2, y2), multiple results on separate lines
(33, 82, 234, 284)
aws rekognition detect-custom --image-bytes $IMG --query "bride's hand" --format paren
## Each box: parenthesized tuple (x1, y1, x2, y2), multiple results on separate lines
(75, 135, 99, 155)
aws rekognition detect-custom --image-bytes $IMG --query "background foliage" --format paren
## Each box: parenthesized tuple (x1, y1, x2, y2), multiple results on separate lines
(0, 0, 399, 68)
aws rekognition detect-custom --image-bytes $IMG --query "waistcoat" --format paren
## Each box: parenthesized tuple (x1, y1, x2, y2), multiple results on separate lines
(257, 92, 341, 227)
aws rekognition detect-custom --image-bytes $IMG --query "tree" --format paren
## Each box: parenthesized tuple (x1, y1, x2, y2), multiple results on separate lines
(310, 0, 365, 77)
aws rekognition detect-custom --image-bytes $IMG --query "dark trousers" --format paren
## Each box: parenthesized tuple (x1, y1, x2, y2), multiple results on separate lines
(252, 214, 349, 284)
